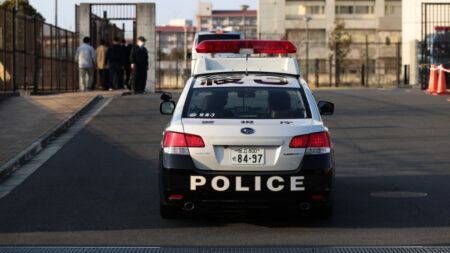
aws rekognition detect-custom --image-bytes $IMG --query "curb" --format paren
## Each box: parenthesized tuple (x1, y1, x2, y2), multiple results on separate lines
(0, 95, 103, 182)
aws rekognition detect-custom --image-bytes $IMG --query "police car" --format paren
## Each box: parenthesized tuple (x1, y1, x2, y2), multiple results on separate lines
(159, 40, 335, 219)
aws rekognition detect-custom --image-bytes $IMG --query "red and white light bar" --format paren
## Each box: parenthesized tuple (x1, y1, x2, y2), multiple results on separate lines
(195, 40, 297, 54)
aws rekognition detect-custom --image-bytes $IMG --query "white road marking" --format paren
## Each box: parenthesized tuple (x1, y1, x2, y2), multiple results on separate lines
(0, 97, 113, 199)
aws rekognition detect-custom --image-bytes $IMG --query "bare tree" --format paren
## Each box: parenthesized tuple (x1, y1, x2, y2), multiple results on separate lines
(327, 20, 351, 86)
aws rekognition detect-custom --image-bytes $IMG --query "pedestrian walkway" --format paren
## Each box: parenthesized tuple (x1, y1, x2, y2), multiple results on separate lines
(0, 91, 123, 173)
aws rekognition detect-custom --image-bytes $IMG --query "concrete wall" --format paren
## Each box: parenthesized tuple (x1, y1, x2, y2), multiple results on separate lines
(78, 4, 90, 44)
(257, 0, 285, 40)
(137, 3, 156, 93)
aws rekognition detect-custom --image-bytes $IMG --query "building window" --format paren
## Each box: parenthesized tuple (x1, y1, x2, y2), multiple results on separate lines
(355, 6, 374, 14)
(201, 18, 209, 24)
(385, 1, 401, 16)
(286, 1, 325, 18)
(212, 17, 226, 26)
(229, 17, 242, 25)
(335, 1, 374, 15)
(336, 6, 354, 14)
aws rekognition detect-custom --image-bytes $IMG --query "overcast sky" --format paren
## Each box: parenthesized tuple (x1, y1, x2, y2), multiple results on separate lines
(28, 0, 257, 32)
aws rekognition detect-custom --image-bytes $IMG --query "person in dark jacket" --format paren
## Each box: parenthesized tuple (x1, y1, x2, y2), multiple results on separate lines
(106, 37, 124, 90)
(121, 40, 133, 89)
(130, 36, 149, 94)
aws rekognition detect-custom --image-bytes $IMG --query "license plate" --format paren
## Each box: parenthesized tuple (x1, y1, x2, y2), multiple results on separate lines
(230, 147, 265, 165)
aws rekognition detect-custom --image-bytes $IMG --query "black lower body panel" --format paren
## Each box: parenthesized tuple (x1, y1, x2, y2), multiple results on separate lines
(159, 151, 334, 212)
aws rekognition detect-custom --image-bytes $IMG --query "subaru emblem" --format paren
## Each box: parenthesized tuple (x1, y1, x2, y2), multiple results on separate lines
(241, 127, 255, 135)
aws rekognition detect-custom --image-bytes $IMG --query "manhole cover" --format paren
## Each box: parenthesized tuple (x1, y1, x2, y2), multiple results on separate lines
(370, 191, 428, 198)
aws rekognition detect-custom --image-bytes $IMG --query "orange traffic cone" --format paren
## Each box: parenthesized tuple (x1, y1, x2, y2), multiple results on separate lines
(433, 64, 449, 95)
(425, 64, 437, 94)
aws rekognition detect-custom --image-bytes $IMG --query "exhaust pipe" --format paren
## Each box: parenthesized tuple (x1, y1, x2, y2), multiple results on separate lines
(183, 202, 195, 211)
(299, 202, 311, 211)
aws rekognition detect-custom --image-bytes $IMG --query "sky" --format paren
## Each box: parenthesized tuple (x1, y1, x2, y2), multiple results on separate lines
(28, 0, 257, 32)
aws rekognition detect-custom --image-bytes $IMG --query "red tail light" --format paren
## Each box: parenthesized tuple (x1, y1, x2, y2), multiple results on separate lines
(289, 132, 331, 152)
(185, 133, 205, 147)
(308, 132, 330, 147)
(164, 131, 187, 147)
(289, 135, 309, 148)
(164, 131, 204, 148)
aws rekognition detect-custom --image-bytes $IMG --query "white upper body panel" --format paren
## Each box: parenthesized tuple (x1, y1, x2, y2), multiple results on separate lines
(192, 57, 300, 77)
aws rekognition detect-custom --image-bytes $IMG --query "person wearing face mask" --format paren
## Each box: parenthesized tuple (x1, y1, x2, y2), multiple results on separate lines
(130, 36, 149, 94)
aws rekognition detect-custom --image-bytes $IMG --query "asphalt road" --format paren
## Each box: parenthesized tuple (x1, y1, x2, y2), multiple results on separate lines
(0, 89, 449, 246)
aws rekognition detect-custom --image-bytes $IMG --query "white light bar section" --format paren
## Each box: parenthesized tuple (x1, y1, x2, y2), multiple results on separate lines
(192, 57, 300, 76)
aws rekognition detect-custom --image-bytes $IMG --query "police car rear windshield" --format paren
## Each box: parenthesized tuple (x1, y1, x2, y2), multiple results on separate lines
(183, 87, 311, 119)
(197, 34, 241, 44)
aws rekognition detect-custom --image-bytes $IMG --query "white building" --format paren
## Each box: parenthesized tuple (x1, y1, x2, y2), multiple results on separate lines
(258, 0, 402, 86)
(197, 2, 258, 39)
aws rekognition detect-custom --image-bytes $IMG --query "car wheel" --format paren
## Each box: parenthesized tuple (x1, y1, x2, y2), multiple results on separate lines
(160, 204, 182, 219)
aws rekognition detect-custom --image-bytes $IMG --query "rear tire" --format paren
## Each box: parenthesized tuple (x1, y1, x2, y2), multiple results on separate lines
(160, 204, 182, 219)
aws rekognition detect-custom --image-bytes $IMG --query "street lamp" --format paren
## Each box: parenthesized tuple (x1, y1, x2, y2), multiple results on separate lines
(301, 15, 312, 83)
(240, 4, 249, 38)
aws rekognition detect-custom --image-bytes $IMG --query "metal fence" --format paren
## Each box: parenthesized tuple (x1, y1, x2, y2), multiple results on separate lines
(420, 2, 450, 89)
(299, 42, 403, 88)
(155, 40, 403, 89)
(0, 6, 79, 94)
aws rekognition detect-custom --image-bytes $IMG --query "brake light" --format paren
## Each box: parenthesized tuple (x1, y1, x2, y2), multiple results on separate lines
(185, 133, 205, 147)
(164, 131, 187, 147)
(163, 131, 205, 148)
(289, 135, 309, 148)
(195, 40, 297, 54)
(289, 131, 331, 154)
(308, 132, 330, 147)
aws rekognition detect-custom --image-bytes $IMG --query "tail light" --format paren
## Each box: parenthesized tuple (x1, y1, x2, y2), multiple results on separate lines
(163, 131, 205, 155)
(289, 131, 331, 154)
(289, 135, 309, 148)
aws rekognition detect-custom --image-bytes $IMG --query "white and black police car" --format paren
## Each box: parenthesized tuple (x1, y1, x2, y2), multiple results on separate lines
(159, 40, 335, 219)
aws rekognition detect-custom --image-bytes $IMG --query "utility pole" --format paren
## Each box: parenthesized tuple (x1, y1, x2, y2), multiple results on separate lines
(184, 24, 188, 69)
(240, 5, 249, 38)
(55, 0, 58, 27)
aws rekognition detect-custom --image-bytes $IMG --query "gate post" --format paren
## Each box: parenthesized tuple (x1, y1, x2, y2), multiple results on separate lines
(137, 3, 156, 93)
(78, 4, 91, 45)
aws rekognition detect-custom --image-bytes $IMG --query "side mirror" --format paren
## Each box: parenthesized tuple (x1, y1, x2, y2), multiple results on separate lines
(160, 101, 176, 115)
(318, 101, 334, 115)
(161, 92, 172, 101)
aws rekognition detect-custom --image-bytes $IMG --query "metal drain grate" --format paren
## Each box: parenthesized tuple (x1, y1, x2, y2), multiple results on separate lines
(0, 247, 449, 253)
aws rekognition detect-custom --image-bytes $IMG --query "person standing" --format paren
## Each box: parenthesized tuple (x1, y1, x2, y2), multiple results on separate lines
(130, 36, 149, 94)
(106, 37, 124, 90)
(96, 40, 108, 90)
(123, 42, 133, 89)
(75, 37, 96, 91)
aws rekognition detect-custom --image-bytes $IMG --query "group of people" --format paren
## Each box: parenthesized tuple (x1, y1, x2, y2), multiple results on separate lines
(74, 36, 149, 94)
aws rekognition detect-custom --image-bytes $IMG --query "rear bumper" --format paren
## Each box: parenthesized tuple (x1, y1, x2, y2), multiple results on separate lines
(159, 151, 334, 209)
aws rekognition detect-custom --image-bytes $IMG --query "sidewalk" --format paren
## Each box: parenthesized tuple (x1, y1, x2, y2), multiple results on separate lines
(0, 91, 123, 179)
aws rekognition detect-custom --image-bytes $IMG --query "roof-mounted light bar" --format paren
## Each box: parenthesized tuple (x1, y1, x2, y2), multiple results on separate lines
(195, 40, 297, 54)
